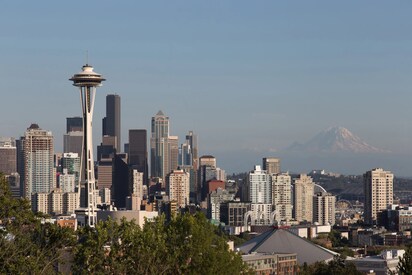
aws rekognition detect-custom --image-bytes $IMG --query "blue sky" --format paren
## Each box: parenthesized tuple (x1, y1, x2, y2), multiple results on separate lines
(1, 1, 412, 175)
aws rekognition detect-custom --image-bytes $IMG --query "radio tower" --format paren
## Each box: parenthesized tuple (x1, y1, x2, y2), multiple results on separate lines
(70, 64, 105, 227)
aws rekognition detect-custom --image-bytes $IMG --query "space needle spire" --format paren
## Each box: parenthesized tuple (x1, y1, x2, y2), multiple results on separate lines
(70, 64, 105, 227)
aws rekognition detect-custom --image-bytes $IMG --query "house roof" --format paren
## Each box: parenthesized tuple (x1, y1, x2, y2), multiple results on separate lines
(236, 228, 338, 265)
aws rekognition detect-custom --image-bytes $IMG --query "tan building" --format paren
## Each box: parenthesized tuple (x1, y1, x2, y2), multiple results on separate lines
(364, 168, 394, 225)
(272, 172, 292, 221)
(313, 192, 336, 225)
(199, 155, 216, 168)
(263, 157, 280, 175)
(0, 137, 17, 175)
(293, 174, 314, 222)
(22, 124, 54, 200)
(63, 192, 80, 214)
(167, 170, 190, 208)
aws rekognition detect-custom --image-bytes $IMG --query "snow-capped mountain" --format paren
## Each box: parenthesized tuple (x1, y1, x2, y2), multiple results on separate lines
(287, 126, 388, 153)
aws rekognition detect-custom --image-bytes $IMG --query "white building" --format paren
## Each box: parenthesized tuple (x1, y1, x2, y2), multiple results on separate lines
(248, 165, 271, 204)
(313, 192, 336, 225)
(59, 172, 76, 193)
(131, 169, 144, 199)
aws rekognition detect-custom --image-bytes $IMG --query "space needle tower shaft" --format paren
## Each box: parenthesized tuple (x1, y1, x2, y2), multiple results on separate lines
(70, 64, 105, 227)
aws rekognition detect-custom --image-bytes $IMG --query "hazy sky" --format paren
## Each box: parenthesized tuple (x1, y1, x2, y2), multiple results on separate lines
(1, 1, 412, 174)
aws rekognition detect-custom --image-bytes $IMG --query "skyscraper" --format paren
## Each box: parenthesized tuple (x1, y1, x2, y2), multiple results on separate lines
(63, 131, 83, 156)
(293, 174, 314, 222)
(111, 153, 129, 208)
(129, 129, 148, 184)
(364, 168, 394, 225)
(150, 110, 170, 180)
(22, 124, 54, 200)
(168, 135, 179, 172)
(102, 94, 121, 151)
(66, 117, 83, 133)
(263, 157, 281, 175)
(272, 172, 292, 221)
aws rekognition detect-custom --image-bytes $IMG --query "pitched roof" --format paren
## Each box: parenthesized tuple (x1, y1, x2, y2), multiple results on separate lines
(236, 228, 338, 265)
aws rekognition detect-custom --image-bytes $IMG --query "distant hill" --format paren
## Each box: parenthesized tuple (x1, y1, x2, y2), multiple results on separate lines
(287, 126, 388, 153)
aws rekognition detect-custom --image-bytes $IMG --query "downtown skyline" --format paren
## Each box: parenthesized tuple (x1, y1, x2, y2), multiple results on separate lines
(1, 1, 412, 176)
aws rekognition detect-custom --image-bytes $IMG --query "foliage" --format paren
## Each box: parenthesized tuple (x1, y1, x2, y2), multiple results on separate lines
(396, 245, 412, 275)
(73, 213, 248, 274)
(0, 173, 76, 274)
(0, 174, 250, 274)
(300, 255, 362, 275)
(73, 213, 252, 274)
(328, 229, 349, 247)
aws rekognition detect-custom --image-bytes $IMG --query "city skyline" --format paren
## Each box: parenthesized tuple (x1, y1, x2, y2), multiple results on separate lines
(1, 1, 412, 176)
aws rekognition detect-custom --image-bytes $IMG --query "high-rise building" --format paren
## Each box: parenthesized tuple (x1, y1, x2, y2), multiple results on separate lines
(208, 188, 235, 221)
(0, 137, 17, 175)
(22, 124, 54, 200)
(181, 131, 198, 167)
(293, 174, 314, 222)
(167, 169, 190, 208)
(150, 110, 170, 180)
(263, 157, 280, 175)
(102, 94, 121, 151)
(63, 131, 83, 156)
(364, 168, 394, 225)
(313, 192, 336, 225)
(97, 157, 113, 191)
(168, 135, 179, 172)
(130, 169, 144, 199)
(199, 155, 216, 168)
(272, 172, 292, 221)
(247, 165, 272, 204)
(66, 117, 83, 133)
(128, 129, 148, 184)
(111, 153, 129, 208)
(61, 153, 81, 187)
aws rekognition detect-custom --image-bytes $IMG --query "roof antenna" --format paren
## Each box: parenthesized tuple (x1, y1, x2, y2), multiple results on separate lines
(86, 50, 89, 66)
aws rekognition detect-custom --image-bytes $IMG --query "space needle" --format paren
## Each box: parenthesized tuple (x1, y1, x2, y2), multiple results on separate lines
(70, 64, 105, 227)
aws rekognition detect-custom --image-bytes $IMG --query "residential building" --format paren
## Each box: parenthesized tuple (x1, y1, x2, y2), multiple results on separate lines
(248, 165, 271, 204)
(272, 172, 292, 221)
(293, 174, 314, 222)
(313, 192, 336, 225)
(364, 168, 394, 225)
(0, 137, 17, 175)
(263, 157, 280, 175)
(208, 188, 235, 221)
(167, 169, 190, 208)
(22, 124, 54, 200)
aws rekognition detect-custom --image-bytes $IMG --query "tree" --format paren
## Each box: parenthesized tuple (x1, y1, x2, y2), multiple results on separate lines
(396, 245, 412, 275)
(0, 173, 76, 274)
(300, 255, 362, 275)
(72, 213, 251, 274)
